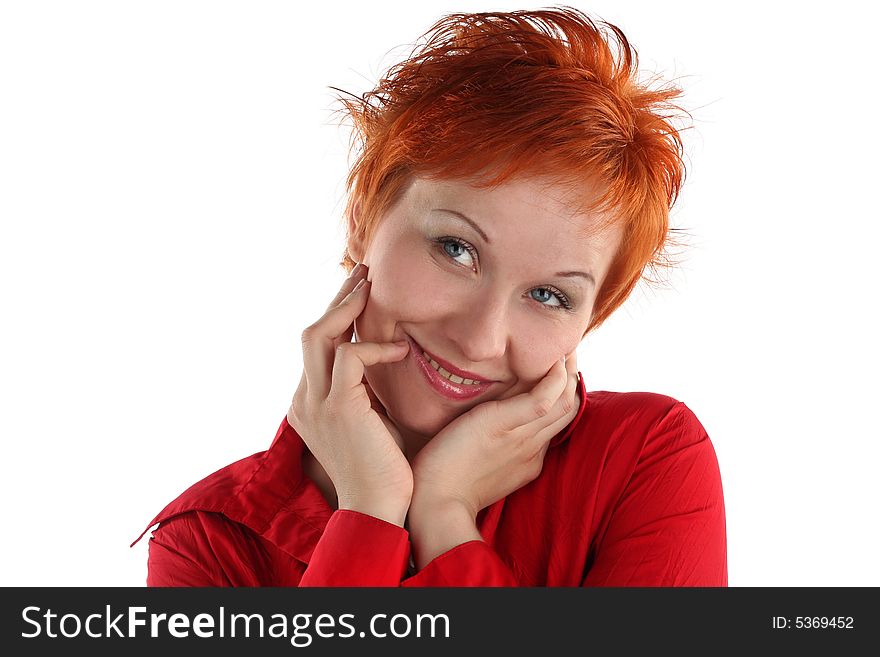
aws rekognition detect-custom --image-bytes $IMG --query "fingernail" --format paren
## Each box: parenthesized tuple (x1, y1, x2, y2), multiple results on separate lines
(350, 263, 363, 277)
(353, 278, 367, 291)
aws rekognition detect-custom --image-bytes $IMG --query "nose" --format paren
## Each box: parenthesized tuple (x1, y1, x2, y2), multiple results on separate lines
(443, 291, 509, 367)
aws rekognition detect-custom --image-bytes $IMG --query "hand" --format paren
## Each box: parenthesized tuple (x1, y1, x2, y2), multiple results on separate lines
(287, 263, 413, 526)
(409, 350, 580, 521)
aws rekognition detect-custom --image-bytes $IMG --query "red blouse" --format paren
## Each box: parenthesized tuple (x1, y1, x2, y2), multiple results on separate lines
(131, 373, 728, 586)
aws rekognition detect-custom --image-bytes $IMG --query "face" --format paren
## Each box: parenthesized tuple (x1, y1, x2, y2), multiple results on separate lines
(350, 173, 623, 445)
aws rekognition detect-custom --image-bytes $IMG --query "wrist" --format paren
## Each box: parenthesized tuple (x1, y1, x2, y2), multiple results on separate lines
(408, 497, 481, 570)
(337, 493, 412, 528)
(409, 492, 477, 527)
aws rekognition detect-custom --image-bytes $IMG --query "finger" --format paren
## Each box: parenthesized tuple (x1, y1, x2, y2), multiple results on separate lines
(329, 340, 410, 401)
(336, 322, 355, 349)
(534, 355, 579, 430)
(530, 361, 580, 447)
(325, 263, 367, 312)
(315, 263, 366, 361)
(334, 313, 359, 351)
(492, 357, 569, 432)
(565, 348, 578, 378)
(555, 349, 581, 420)
(302, 276, 371, 397)
(562, 349, 579, 397)
(306, 266, 364, 388)
(562, 352, 579, 402)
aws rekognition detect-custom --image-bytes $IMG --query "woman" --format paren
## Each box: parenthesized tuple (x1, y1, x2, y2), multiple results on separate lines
(132, 7, 727, 586)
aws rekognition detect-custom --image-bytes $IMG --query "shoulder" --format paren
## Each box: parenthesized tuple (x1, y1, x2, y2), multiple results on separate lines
(145, 510, 270, 586)
(566, 389, 717, 469)
(585, 389, 689, 420)
(572, 392, 727, 586)
(579, 389, 707, 438)
(130, 449, 268, 549)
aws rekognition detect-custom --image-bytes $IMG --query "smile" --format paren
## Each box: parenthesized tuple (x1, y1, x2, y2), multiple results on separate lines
(421, 351, 483, 385)
(405, 335, 494, 401)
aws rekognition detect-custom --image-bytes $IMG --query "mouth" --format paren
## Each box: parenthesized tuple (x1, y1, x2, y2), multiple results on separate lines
(405, 334, 495, 401)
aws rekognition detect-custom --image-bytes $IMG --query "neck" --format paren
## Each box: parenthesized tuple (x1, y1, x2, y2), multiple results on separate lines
(396, 423, 432, 463)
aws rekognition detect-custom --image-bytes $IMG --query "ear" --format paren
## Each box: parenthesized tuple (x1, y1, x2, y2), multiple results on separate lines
(346, 199, 367, 263)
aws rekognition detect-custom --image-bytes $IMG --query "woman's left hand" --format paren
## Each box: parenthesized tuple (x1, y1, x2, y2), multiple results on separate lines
(409, 350, 580, 521)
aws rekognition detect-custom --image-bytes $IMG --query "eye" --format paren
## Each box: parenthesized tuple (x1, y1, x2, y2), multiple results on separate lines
(436, 236, 477, 271)
(529, 286, 573, 311)
(432, 236, 575, 312)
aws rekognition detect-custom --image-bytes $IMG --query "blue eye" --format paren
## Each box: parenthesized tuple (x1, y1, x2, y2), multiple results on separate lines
(440, 237, 475, 269)
(432, 236, 574, 312)
(529, 287, 572, 310)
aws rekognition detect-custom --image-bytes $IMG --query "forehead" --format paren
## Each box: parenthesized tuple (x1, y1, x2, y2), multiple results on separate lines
(402, 174, 622, 258)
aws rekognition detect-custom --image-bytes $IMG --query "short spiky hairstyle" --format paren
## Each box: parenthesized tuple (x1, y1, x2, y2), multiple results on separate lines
(331, 6, 691, 335)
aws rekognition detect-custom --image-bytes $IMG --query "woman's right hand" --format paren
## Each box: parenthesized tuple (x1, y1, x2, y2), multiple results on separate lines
(287, 263, 414, 526)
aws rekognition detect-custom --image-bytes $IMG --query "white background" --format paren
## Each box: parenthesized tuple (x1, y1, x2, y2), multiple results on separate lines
(1, 1, 877, 587)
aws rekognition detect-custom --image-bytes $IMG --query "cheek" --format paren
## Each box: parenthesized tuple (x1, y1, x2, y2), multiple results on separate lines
(505, 331, 581, 387)
(367, 249, 441, 322)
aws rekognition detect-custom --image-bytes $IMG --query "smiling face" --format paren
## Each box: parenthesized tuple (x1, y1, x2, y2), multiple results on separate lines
(349, 173, 623, 452)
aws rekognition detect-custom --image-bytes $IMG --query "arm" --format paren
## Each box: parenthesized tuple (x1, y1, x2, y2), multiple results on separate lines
(147, 512, 248, 587)
(582, 403, 728, 587)
(298, 509, 411, 587)
(146, 509, 412, 587)
(402, 500, 519, 587)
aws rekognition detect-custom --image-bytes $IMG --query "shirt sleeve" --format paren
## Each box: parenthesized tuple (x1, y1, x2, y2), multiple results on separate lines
(582, 402, 728, 587)
(146, 509, 411, 587)
(298, 510, 412, 587)
(401, 540, 518, 586)
(147, 511, 267, 587)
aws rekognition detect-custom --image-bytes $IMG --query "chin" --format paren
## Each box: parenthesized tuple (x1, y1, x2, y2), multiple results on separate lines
(371, 375, 459, 440)
(387, 396, 455, 440)
(367, 349, 493, 439)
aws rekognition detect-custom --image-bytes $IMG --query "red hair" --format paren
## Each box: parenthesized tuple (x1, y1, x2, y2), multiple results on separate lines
(330, 6, 691, 335)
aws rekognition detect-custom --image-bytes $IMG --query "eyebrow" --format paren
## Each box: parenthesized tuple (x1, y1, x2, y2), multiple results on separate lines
(433, 208, 596, 288)
(435, 208, 491, 243)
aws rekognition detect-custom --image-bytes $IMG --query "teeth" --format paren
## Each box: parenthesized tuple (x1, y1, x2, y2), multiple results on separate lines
(422, 351, 482, 385)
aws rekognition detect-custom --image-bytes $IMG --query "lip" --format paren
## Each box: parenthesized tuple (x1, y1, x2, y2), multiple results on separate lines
(408, 335, 494, 381)
(405, 335, 495, 401)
